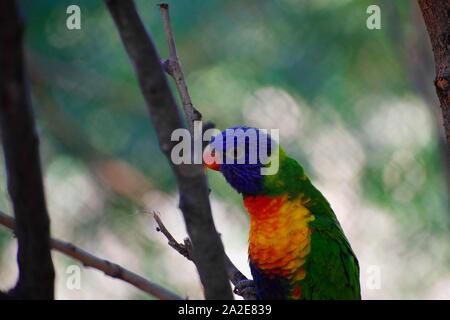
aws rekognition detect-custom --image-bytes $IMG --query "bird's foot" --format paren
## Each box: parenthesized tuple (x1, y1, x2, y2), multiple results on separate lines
(233, 279, 257, 300)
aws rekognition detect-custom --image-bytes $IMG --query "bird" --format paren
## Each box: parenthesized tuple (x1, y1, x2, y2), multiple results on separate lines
(203, 126, 360, 300)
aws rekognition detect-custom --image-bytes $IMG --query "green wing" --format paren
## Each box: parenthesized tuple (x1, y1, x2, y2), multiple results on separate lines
(301, 218, 361, 299)
(300, 173, 361, 299)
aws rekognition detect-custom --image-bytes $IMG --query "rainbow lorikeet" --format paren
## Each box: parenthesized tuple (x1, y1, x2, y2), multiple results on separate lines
(203, 126, 360, 300)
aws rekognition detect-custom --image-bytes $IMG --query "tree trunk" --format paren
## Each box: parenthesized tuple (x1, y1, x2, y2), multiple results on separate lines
(0, 0, 54, 299)
(418, 0, 450, 150)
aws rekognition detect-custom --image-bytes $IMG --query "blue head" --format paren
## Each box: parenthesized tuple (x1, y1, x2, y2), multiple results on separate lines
(203, 126, 277, 195)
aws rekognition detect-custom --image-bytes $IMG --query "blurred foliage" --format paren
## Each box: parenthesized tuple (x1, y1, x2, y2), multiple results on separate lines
(0, 0, 449, 299)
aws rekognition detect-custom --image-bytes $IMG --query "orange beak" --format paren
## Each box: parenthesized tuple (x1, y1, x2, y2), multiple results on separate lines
(203, 147, 220, 171)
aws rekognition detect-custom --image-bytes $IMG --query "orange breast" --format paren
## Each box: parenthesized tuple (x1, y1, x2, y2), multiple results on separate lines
(244, 194, 315, 282)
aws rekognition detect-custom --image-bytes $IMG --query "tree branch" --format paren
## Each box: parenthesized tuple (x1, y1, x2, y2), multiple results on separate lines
(158, 3, 202, 134)
(418, 0, 450, 149)
(0, 211, 182, 300)
(152, 212, 255, 300)
(104, 0, 233, 299)
(0, 0, 54, 299)
(153, 212, 193, 261)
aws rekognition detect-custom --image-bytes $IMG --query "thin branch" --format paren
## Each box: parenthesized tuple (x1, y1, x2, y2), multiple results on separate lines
(0, 0, 54, 299)
(0, 211, 182, 300)
(152, 212, 255, 300)
(158, 3, 202, 133)
(105, 0, 233, 299)
(153, 212, 193, 260)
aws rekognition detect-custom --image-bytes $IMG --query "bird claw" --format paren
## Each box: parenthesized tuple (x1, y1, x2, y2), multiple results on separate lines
(233, 279, 257, 300)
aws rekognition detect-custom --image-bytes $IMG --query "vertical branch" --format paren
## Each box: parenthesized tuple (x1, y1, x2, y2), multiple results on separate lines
(0, 0, 54, 299)
(418, 0, 450, 149)
(158, 3, 202, 134)
(105, 0, 233, 299)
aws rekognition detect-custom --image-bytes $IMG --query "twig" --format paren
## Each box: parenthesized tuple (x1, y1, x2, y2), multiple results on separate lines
(152, 212, 255, 300)
(158, 3, 201, 133)
(105, 0, 233, 299)
(159, 3, 215, 148)
(0, 0, 54, 299)
(153, 212, 193, 260)
(0, 211, 182, 300)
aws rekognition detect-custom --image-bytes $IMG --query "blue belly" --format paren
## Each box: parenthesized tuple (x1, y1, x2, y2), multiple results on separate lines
(249, 261, 290, 300)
